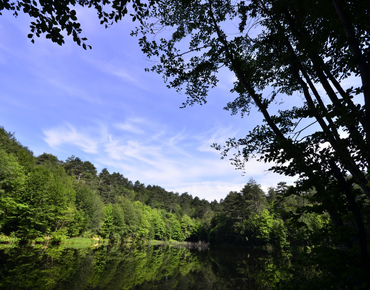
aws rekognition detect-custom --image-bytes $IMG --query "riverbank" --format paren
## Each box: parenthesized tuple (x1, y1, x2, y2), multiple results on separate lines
(0, 234, 210, 250)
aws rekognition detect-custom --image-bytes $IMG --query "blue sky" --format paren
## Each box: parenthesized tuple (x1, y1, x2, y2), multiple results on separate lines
(0, 8, 299, 201)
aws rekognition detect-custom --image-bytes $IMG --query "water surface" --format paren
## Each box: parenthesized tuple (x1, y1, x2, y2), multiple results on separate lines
(0, 243, 289, 289)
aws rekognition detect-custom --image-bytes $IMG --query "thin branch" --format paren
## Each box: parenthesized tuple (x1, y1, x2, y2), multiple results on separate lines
(293, 120, 318, 141)
(174, 45, 209, 57)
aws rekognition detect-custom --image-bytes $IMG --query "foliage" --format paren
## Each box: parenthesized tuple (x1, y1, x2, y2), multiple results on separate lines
(64, 156, 97, 182)
(99, 204, 114, 239)
(0, 149, 27, 234)
(0, 127, 34, 171)
(243, 209, 289, 249)
(0, 0, 156, 49)
(74, 181, 104, 234)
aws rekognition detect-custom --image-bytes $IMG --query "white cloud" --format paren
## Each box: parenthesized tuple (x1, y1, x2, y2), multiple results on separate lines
(114, 118, 157, 135)
(196, 125, 237, 153)
(168, 129, 187, 146)
(43, 124, 99, 154)
(168, 181, 246, 202)
(115, 122, 145, 134)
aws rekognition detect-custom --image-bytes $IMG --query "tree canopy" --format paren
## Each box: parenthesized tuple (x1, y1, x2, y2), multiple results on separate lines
(0, 0, 154, 48)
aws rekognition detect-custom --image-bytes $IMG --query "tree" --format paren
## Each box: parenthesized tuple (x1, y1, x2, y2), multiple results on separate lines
(267, 182, 289, 205)
(0, 149, 27, 235)
(133, 201, 151, 240)
(118, 196, 140, 238)
(112, 202, 127, 238)
(180, 214, 196, 240)
(17, 163, 76, 239)
(99, 204, 114, 238)
(35, 153, 61, 166)
(134, 0, 370, 283)
(1, 0, 155, 48)
(74, 181, 104, 234)
(162, 211, 183, 241)
(214, 180, 268, 244)
(150, 208, 165, 240)
(111, 172, 133, 190)
(222, 191, 244, 222)
(98, 168, 116, 204)
(0, 127, 34, 171)
(64, 156, 97, 182)
(240, 179, 267, 215)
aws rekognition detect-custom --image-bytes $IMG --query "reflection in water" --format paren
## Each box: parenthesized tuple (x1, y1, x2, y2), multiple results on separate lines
(0, 244, 290, 289)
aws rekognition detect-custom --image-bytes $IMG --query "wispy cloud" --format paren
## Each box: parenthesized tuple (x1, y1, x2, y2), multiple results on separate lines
(196, 125, 237, 153)
(115, 118, 149, 135)
(43, 124, 99, 154)
(82, 57, 140, 85)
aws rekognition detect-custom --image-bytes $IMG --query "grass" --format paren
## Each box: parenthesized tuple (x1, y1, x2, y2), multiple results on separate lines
(0, 234, 191, 250)
(147, 239, 189, 247)
(60, 237, 108, 248)
(0, 233, 108, 250)
(61, 237, 96, 245)
(167, 239, 188, 245)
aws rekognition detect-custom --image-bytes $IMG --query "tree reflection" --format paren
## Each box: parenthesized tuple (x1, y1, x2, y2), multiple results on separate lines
(0, 244, 294, 289)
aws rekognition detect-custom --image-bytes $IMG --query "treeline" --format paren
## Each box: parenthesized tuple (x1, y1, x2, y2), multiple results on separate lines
(0, 127, 214, 242)
(209, 180, 328, 250)
(209, 181, 370, 288)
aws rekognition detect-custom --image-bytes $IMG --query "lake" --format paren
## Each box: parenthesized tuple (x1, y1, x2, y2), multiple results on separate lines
(0, 242, 291, 289)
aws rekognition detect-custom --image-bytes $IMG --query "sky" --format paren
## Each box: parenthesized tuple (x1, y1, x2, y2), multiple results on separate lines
(0, 6, 299, 201)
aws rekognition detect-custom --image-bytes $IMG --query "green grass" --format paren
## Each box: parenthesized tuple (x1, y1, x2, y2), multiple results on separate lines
(147, 239, 188, 246)
(0, 234, 190, 250)
(60, 237, 107, 248)
(167, 239, 188, 245)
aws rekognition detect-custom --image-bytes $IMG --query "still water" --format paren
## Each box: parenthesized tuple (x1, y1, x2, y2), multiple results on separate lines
(0, 243, 290, 289)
